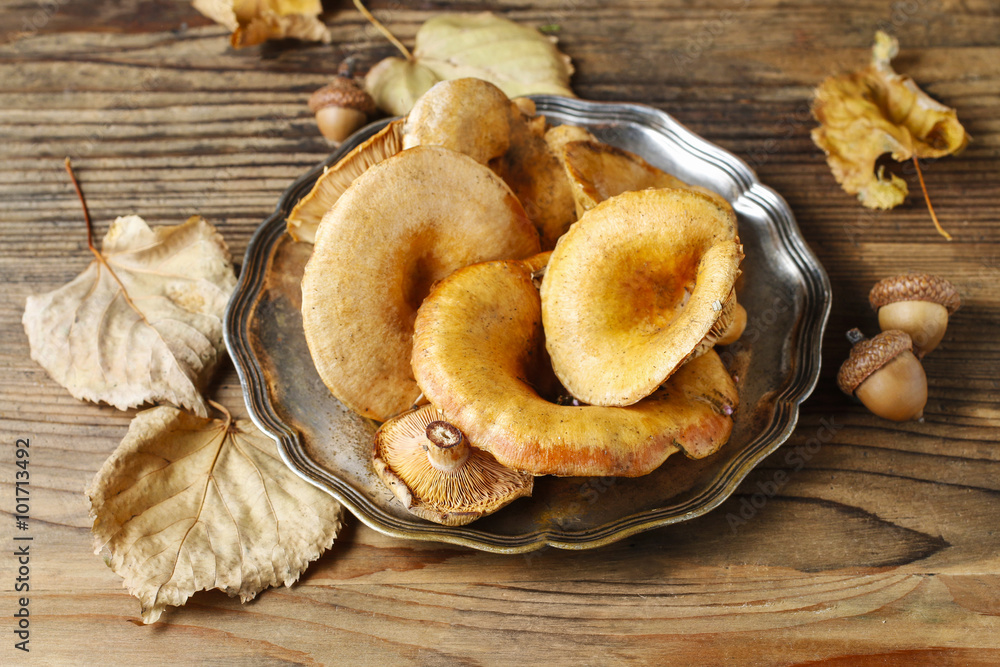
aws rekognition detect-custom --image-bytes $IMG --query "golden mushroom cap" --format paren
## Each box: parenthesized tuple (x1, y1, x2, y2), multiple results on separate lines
(411, 256, 738, 478)
(373, 406, 534, 526)
(560, 139, 731, 216)
(540, 188, 742, 407)
(286, 119, 404, 243)
(402, 78, 515, 165)
(301, 146, 540, 421)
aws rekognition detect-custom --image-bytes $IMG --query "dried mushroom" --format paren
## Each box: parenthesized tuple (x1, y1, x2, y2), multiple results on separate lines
(412, 257, 738, 478)
(541, 188, 742, 407)
(561, 139, 728, 216)
(301, 146, 539, 421)
(286, 120, 404, 243)
(373, 405, 533, 526)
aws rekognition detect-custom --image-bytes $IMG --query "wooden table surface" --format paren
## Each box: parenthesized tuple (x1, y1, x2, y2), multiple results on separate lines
(2, 0, 999, 664)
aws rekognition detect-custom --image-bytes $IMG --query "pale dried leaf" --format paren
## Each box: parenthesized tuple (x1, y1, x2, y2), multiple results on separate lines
(23, 215, 236, 416)
(193, 0, 331, 48)
(365, 12, 574, 116)
(811, 31, 969, 209)
(87, 406, 344, 624)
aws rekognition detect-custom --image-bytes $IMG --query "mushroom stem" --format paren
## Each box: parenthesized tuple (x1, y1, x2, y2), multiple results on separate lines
(424, 421, 470, 472)
(846, 328, 867, 345)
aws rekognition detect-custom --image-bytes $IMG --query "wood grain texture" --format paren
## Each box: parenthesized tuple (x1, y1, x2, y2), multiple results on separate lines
(2, 0, 999, 664)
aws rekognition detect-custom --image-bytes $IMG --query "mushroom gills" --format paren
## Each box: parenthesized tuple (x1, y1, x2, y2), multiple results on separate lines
(372, 405, 534, 526)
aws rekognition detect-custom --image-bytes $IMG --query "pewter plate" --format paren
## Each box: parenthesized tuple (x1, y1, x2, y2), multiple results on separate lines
(225, 96, 831, 553)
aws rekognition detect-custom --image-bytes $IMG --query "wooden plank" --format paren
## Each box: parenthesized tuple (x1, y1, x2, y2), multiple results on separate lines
(1, 0, 999, 663)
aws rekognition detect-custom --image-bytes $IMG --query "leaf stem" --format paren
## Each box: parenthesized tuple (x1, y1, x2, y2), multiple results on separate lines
(208, 399, 233, 429)
(65, 157, 99, 258)
(912, 156, 952, 241)
(64, 157, 149, 322)
(353, 0, 412, 61)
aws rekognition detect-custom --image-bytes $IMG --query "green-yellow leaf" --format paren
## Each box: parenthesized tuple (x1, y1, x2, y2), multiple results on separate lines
(87, 405, 344, 624)
(365, 12, 574, 116)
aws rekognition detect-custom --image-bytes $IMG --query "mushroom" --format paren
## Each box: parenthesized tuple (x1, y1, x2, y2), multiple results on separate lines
(402, 78, 577, 251)
(402, 78, 515, 165)
(286, 119, 404, 243)
(301, 146, 540, 421)
(412, 256, 738, 478)
(543, 123, 597, 157)
(560, 139, 731, 217)
(837, 328, 927, 421)
(714, 298, 748, 346)
(869, 273, 960, 357)
(372, 405, 533, 526)
(540, 188, 743, 407)
(490, 102, 578, 251)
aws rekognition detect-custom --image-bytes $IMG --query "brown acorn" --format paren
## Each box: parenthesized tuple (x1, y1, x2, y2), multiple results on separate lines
(869, 273, 960, 358)
(308, 74, 377, 142)
(837, 328, 927, 422)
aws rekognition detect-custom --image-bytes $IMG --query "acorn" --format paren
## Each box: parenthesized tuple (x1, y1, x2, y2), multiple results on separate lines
(837, 328, 927, 422)
(308, 69, 377, 143)
(869, 273, 960, 358)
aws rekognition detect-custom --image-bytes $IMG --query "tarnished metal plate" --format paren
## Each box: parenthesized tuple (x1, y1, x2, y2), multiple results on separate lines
(224, 96, 831, 553)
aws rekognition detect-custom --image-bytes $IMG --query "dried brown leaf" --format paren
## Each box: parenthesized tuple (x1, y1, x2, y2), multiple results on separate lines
(192, 0, 331, 48)
(811, 31, 969, 210)
(87, 405, 344, 624)
(23, 215, 236, 416)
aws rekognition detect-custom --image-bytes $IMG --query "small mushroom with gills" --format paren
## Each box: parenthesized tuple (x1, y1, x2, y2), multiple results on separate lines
(837, 328, 927, 421)
(372, 406, 534, 526)
(869, 273, 960, 358)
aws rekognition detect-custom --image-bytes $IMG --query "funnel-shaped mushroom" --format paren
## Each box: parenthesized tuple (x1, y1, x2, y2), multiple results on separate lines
(412, 257, 738, 477)
(373, 405, 534, 526)
(286, 120, 404, 243)
(561, 139, 730, 216)
(301, 146, 540, 421)
(541, 188, 742, 407)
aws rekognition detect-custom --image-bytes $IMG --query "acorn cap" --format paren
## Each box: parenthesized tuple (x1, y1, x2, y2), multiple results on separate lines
(372, 405, 533, 526)
(308, 77, 377, 116)
(869, 273, 960, 314)
(837, 329, 913, 395)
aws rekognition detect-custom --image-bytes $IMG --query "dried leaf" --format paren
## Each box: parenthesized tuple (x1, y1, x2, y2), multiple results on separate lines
(811, 31, 969, 209)
(365, 12, 574, 116)
(23, 215, 236, 416)
(192, 0, 331, 48)
(87, 405, 344, 624)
